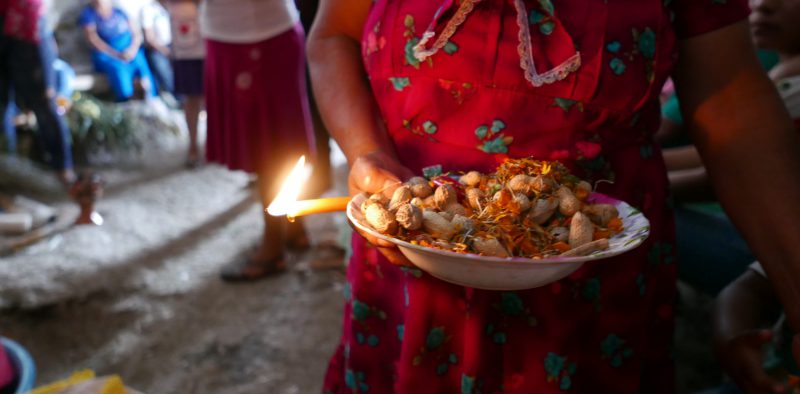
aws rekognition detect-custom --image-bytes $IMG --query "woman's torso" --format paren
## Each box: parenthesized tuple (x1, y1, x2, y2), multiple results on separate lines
(325, 1, 745, 392)
(361, 0, 681, 185)
(169, 2, 204, 59)
(199, 0, 299, 43)
(85, 7, 132, 51)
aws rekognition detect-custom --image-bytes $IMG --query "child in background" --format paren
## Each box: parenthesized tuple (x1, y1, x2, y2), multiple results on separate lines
(167, 0, 203, 167)
(140, 0, 173, 95)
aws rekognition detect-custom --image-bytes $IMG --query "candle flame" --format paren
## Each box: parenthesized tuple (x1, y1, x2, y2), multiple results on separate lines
(267, 156, 312, 216)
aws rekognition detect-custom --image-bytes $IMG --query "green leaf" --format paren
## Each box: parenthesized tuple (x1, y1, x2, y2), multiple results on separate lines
(388, 77, 411, 91)
(529, 10, 545, 24)
(423, 120, 438, 134)
(475, 125, 488, 139)
(538, 0, 555, 15)
(539, 21, 555, 35)
(609, 58, 626, 75)
(444, 41, 459, 55)
(490, 119, 506, 133)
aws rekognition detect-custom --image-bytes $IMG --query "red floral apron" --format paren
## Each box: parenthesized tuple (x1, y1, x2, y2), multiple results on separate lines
(324, 0, 749, 392)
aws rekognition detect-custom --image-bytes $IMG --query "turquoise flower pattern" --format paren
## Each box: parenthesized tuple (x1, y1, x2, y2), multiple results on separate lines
(351, 299, 387, 323)
(475, 119, 514, 154)
(345, 369, 370, 393)
(572, 277, 602, 312)
(648, 242, 675, 265)
(601, 334, 634, 367)
(605, 26, 657, 82)
(403, 118, 439, 141)
(528, 0, 557, 35)
(462, 374, 476, 394)
(389, 77, 411, 92)
(412, 326, 453, 366)
(544, 352, 577, 390)
(553, 97, 584, 113)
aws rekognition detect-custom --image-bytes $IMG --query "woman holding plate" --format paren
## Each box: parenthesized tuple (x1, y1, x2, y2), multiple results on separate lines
(309, 0, 800, 392)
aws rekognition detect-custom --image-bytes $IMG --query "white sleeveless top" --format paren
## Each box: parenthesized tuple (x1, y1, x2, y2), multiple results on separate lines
(169, 1, 205, 59)
(199, 0, 299, 44)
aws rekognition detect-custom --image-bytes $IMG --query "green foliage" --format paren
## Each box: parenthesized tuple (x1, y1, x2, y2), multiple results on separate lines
(66, 92, 141, 162)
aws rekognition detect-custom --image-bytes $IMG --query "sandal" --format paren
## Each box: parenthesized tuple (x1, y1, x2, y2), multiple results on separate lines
(285, 220, 311, 251)
(220, 255, 286, 282)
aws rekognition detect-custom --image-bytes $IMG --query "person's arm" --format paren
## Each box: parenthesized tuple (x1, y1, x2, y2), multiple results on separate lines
(142, 25, 169, 56)
(308, 0, 402, 170)
(673, 21, 800, 332)
(141, 7, 170, 56)
(714, 270, 784, 394)
(82, 25, 122, 59)
(122, 19, 143, 61)
(308, 0, 414, 265)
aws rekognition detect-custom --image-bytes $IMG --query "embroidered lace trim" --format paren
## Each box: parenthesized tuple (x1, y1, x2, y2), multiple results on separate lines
(412, 0, 482, 61)
(412, 0, 581, 87)
(512, 0, 581, 87)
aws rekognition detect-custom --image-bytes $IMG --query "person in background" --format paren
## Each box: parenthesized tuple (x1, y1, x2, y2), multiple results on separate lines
(714, 262, 800, 394)
(0, 1, 99, 223)
(712, 0, 800, 393)
(79, 0, 157, 102)
(141, 0, 174, 96)
(1, 3, 69, 184)
(200, 0, 316, 281)
(168, 0, 203, 167)
(309, 0, 800, 391)
(663, 0, 800, 297)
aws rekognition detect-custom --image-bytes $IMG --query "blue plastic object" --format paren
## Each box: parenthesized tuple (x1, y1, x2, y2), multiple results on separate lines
(0, 338, 36, 394)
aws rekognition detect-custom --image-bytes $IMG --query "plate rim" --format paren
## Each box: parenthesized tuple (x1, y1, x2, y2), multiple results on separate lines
(347, 192, 650, 265)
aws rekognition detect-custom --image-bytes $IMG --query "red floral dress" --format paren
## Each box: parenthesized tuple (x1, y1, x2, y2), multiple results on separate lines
(324, 0, 748, 392)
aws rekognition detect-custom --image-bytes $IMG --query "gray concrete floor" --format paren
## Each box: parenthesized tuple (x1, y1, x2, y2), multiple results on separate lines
(0, 134, 724, 393)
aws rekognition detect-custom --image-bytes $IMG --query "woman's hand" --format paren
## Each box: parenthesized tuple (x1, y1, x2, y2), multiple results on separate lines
(122, 46, 138, 62)
(716, 329, 786, 394)
(349, 150, 415, 266)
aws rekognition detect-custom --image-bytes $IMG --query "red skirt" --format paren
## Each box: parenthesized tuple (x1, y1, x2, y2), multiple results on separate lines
(204, 23, 315, 174)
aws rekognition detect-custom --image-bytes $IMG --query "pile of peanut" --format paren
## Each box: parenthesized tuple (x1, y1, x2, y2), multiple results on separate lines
(358, 160, 622, 259)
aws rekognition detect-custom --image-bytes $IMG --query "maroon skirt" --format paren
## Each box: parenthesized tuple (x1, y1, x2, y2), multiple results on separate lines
(204, 23, 315, 174)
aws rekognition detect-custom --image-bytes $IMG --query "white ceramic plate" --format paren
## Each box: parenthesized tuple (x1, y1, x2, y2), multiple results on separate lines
(347, 192, 650, 290)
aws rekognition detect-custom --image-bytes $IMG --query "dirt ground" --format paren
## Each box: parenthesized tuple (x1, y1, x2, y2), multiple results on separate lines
(0, 137, 725, 394)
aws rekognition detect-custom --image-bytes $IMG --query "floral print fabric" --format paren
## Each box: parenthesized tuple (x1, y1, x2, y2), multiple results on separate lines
(324, 0, 749, 392)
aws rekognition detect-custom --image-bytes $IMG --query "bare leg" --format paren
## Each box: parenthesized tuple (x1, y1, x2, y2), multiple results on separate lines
(220, 174, 295, 281)
(184, 95, 202, 166)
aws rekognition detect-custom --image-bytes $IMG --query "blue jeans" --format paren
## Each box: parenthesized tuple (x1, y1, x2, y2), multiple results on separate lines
(92, 49, 157, 101)
(0, 16, 72, 170)
(675, 205, 755, 296)
(145, 47, 173, 94)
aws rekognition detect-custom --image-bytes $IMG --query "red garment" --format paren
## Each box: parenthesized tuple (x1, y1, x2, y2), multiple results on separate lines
(204, 23, 315, 174)
(323, 0, 749, 393)
(2, 0, 42, 43)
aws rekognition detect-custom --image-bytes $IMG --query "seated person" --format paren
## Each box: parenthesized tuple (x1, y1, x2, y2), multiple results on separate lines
(78, 0, 157, 102)
(714, 262, 800, 394)
(140, 0, 173, 95)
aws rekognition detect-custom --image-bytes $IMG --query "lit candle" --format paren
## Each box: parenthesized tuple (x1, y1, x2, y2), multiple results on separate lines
(267, 156, 350, 220)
